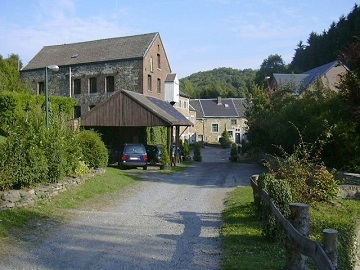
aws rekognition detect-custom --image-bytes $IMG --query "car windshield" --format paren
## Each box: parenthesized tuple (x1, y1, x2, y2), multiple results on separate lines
(126, 145, 145, 154)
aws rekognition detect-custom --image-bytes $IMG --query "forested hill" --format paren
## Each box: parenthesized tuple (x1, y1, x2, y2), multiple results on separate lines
(290, 4, 360, 72)
(179, 67, 256, 99)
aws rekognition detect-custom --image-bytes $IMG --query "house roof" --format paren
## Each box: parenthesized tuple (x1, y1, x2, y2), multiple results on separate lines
(271, 60, 347, 93)
(301, 60, 343, 86)
(272, 73, 308, 93)
(22, 32, 159, 71)
(81, 90, 193, 127)
(189, 98, 247, 118)
(165, 73, 178, 82)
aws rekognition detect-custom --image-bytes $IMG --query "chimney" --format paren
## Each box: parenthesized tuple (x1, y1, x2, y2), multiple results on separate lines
(217, 96, 222, 105)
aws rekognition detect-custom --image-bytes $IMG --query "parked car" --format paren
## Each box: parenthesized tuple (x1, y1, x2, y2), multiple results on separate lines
(146, 144, 163, 165)
(118, 143, 148, 170)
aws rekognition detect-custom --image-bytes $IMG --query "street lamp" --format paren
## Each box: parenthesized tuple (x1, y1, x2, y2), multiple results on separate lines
(45, 65, 59, 128)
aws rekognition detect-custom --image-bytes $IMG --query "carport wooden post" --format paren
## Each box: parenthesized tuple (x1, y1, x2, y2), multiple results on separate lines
(167, 126, 172, 163)
(175, 125, 180, 163)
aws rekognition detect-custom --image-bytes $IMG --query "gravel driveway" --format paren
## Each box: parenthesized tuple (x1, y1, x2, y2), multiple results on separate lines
(0, 146, 264, 270)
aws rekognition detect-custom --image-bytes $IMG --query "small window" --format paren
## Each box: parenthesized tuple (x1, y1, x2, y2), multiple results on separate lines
(212, 123, 219, 133)
(231, 119, 237, 125)
(150, 57, 154, 72)
(38, 81, 45, 94)
(157, 78, 161, 94)
(74, 106, 81, 118)
(147, 75, 152, 91)
(89, 77, 97, 93)
(157, 54, 161, 69)
(73, 79, 81, 95)
(106, 76, 114, 92)
(184, 101, 187, 108)
(228, 131, 233, 138)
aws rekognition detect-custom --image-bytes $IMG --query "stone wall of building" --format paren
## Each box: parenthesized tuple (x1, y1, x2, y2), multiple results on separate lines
(0, 168, 105, 210)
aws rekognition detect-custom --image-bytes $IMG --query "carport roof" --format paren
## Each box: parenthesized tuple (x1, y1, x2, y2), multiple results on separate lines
(81, 90, 193, 127)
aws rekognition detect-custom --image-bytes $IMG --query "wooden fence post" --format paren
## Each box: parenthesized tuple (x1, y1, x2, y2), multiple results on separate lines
(323, 229, 338, 269)
(286, 203, 310, 270)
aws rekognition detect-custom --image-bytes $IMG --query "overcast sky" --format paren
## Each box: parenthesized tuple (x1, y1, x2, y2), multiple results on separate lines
(0, 0, 357, 78)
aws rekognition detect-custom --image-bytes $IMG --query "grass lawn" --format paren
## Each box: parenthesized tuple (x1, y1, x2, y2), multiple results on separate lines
(221, 186, 286, 270)
(0, 167, 138, 241)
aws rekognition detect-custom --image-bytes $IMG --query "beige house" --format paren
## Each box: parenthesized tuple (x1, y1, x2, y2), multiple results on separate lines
(190, 97, 248, 145)
(268, 60, 348, 94)
(165, 74, 196, 143)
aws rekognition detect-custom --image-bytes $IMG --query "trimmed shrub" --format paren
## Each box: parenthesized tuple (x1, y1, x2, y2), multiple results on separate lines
(160, 144, 170, 166)
(193, 142, 202, 162)
(256, 173, 292, 241)
(76, 130, 108, 169)
(229, 143, 238, 162)
(182, 139, 191, 161)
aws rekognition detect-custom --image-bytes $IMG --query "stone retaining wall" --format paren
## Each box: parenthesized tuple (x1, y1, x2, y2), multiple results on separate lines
(0, 168, 105, 210)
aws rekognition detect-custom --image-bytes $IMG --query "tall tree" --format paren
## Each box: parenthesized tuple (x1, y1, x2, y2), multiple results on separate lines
(0, 54, 27, 93)
(290, 4, 360, 72)
(254, 54, 287, 87)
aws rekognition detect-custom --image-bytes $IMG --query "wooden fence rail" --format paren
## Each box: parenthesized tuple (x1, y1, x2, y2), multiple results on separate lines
(250, 175, 337, 270)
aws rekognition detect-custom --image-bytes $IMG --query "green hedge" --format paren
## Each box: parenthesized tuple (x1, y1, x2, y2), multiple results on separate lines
(76, 130, 108, 169)
(0, 93, 108, 190)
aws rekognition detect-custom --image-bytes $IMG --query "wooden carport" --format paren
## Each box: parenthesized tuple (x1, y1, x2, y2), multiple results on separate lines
(80, 89, 193, 161)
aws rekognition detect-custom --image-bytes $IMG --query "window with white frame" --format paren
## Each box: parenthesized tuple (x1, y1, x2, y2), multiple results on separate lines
(211, 123, 219, 133)
(231, 119, 237, 125)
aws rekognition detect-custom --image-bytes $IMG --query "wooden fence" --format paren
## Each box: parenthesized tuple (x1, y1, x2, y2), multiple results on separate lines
(250, 175, 338, 270)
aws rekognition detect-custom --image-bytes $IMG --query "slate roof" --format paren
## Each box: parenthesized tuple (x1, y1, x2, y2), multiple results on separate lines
(302, 60, 344, 86)
(22, 32, 159, 70)
(272, 74, 308, 93)
(165, 73, 177, 82)
(123, 90, 193, 126)
(271, 60, 346, 93)
(189, 98, 247, 118)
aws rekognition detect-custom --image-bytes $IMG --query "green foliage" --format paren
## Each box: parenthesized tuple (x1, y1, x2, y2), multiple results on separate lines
(222, 186, 286, 269)
(181, 139, 191, 161)
(247, 79, 360, 172)
(180, 67, 256, 98)
(193, 142, 202, 162)
(220, 128, 232, 148)
(229, 143, 238, 162)
(74, 161, 91, 177)
(265, 137, 339, 204)
(0, 92, 76, 135)
(0, 54, 28, 94)
(76, 130, 108, 169)
(310, 200, 360, 270)
(255, 54, 287, 87)
(256, 173, 292, 241)
(146, 126, 167, 145)
(160, 144, 170, 165)
(44, 114, 81, 182)
(0, 107, 82, 189)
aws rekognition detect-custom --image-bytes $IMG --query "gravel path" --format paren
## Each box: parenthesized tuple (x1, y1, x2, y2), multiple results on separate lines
(0, 146, 264, 270)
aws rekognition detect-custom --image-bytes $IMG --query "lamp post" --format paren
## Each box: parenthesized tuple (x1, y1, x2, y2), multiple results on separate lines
(45, 65, 59, 128)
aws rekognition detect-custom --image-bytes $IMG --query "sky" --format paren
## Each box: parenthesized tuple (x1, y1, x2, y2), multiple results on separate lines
(0, 0, 358, 79)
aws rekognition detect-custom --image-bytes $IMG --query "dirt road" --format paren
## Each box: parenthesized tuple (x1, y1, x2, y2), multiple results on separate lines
(1, 146, 264, 270)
